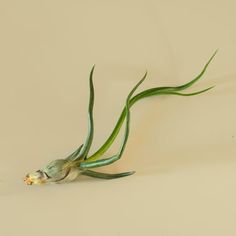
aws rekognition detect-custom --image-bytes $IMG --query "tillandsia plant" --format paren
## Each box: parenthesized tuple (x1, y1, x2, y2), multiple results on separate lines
(24, 51, 217, 185)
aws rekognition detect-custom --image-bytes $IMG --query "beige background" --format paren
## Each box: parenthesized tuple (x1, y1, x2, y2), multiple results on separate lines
(0, 0, 235, 235)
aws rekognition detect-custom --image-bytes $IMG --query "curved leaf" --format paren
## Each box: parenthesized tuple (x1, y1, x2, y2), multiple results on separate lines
(86, 51, 217, 162)
(80, 72, 147, 169)
(74, 65, 95, 161)
(81, 170, 135, 179)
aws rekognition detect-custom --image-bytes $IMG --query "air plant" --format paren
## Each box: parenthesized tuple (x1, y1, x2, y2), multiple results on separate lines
(24, 51, 217, 185)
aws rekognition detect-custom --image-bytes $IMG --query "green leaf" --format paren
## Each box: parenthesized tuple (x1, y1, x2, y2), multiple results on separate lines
(86, 51, 217, 162)
(81, 170, 135, 179)
(79, 72, 147, 169)
(73, 65, 95, 161)
(65, 144, 83, 161)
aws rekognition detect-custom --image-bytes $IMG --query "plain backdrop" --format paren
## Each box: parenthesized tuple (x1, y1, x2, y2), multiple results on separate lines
(0, 1, 235, 236)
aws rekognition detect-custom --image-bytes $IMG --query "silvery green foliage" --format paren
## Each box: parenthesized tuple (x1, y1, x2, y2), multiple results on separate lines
(42, 160, 69, 181)
(24, 51, 217, 185)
